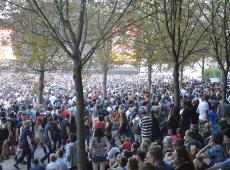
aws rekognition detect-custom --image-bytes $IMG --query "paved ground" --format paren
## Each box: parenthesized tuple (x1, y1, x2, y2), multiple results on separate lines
(0, 148, 45, 170)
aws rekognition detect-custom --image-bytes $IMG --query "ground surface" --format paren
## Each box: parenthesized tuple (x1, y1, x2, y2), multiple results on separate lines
(0, 148, 44, 170)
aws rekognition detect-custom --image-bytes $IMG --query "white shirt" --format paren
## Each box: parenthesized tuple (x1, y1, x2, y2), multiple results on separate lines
(49, 95, 57, 105)
(197, 101, 209, 121)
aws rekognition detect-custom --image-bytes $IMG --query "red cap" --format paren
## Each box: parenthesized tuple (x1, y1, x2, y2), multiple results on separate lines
(21, 115, 29, 121)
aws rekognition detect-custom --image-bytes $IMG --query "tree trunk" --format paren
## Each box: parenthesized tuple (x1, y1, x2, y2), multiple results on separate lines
(73, 61, 86, 170)
(38, 66, 45, 104)
(159, 62, 162, 73)
(222, 69, 228, 103)
(173, 62, 180, 115)
(136, 62, 141, 73)
(147, 62, 152, 95)
(201, 57, 205, 84)
(180, 64, 184, 83)
(103, 68, 108, 99)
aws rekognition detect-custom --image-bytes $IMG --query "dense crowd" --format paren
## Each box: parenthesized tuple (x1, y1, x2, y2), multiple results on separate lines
(0, 73, 230, 170)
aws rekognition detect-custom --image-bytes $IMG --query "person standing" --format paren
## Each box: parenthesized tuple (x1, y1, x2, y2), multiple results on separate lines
(0, 117, 12, 162)
(89, 128, 109, 170)
(217, 101, 230, 121)
(60, 113, 71, 147)
(41, 117, 55, 163)
(138, 107, 152, 142)
(197, 95, 209, 134)
(14, 120, 33, 170)
(66, 133, 77, 170)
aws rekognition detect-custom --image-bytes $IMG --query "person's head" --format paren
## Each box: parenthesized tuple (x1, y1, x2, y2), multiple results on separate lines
(121, 113, 127, 122)
(203, 94, 209, 101)
(163, 136, 173, 148)
(47, 116, 53, 123)
(223, 128, 230, 144)
(127, 157, 138, 170)
(118, 156, 128, 167)
(173, 139, 184, 150)
(190, 124, 199, 132)
(192, 98, 199, 106)
(109, 138, 116, 147)
(57, 149, 64, 158)
(134, 150, 146, 162)
(98, 115, 104, 121)
(139, 162, 156, 170)
(70, 133, 77, 142)
(204, 123, 211, 130)
(146, 147, 163, 166)
(176, 128, 183, 136)
(131, 141, 140, 152)
(220, 121, 230, 132)
(167, 129, 173, 136)
(140, 142, 149, 154)
(212, 132, 223, 145)
(49, 153, 57, 162)
(139, 106, 147, 116)
(187, 131, 196, 140)
(175, 148, 190, 164)
(118, 104, 125, 114)
(104, 115, 111, 123)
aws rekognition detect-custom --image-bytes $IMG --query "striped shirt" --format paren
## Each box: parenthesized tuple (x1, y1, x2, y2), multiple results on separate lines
(139, 116, 152, 138)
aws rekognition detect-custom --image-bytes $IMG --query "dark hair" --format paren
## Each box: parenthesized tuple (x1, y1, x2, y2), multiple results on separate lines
(140, 162, 156, 170)
(119, 156, 128, 167)
(58, 149, 64, 158)
(70, 133, 77, 142)
(110, 138, 116, 147)
(98, 115, 104, 121)
(220, 121, 230, 132)
(187, 131, 196, 139)
(94, 128, 104, 142)
(136, 150, 146, 162)
(204, 95, 209, 101)
(121, 113, 127, 123)
(47, 116, 53, 123)
(127, 158, 138, 170)
(148, 147, 163, 161)
(176, 148, 190, 163)
(212, 132, 223, 144)
(223, 128, 230, 138)
(132, 141, 140, 150)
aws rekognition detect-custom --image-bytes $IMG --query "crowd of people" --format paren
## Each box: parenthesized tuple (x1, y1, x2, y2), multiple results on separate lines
(0, 72, 230, 170)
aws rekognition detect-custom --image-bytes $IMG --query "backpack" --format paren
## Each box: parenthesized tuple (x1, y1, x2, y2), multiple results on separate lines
(132, 117, 141, 135)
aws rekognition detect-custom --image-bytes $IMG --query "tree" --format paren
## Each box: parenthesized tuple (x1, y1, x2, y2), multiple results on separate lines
(154, 0, 207, 114)
(11, 11, 67, 104)
(204, 67, 221, 81)
(96, 38, 112, 98)
(198, 0, 230, 102)
(5, 0, 137, 168)
(134, 23, 162, 94)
